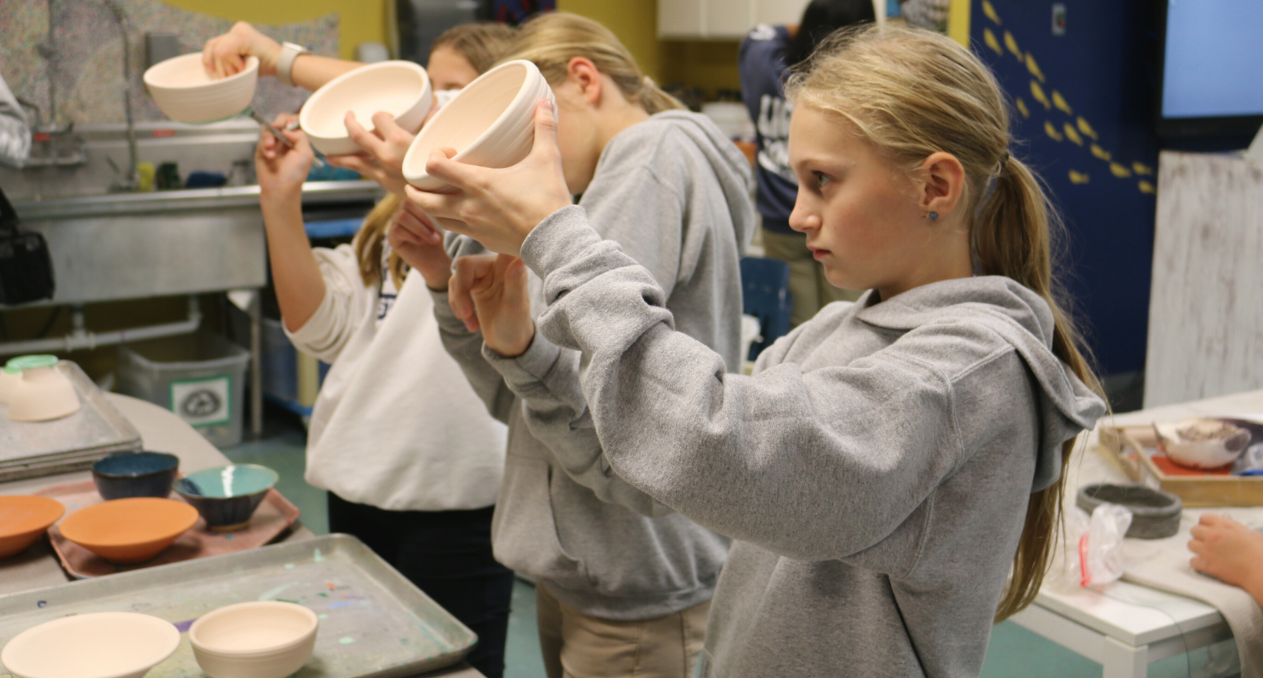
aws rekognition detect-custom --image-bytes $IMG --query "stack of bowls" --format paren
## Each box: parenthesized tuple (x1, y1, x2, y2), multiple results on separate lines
(300, 60, 434, 155)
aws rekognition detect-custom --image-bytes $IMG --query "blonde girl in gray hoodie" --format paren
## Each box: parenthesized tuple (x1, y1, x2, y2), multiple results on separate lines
(407, 23, 1107, 678)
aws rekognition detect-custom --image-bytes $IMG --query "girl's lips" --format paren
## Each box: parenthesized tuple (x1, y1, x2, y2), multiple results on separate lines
(809, 247, 830, 260)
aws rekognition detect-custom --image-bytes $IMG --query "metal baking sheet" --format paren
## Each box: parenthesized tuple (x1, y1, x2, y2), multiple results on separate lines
(0, 361, 141, 481)
(0, 535, 476, 678)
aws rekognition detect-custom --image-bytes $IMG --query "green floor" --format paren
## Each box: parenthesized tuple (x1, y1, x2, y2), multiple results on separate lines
(221, 404, 1211, 678)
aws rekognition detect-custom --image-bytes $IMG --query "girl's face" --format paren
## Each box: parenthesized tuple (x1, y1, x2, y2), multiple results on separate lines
(787, 105, 967, 300)
(427, 46, 480, 91)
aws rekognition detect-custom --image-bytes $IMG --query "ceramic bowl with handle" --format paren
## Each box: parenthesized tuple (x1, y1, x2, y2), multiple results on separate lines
(299, 60, 433, 156)
(402, 59, 555, 192)
(57, 497, 199, 563)
(92, 450, 180, 500)
(189, 601, 319, 678)
(0, 495, 65, 559)
(144, 53, 258, 124)
(174, 464, 278, 531)
(1, 611, 180, 678)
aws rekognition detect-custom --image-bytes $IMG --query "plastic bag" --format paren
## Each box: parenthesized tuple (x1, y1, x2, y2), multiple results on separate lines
(1066, 503, 1133, 587)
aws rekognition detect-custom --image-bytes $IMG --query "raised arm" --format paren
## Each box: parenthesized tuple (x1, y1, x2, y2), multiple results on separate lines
(203, 22, 360, 90)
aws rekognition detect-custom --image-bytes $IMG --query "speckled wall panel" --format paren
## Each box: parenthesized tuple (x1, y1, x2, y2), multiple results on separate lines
(0, 0, 339, 125)
(1144, 151, 1263, 408)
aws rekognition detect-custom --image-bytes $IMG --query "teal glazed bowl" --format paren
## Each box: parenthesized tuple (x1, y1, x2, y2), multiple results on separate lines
(174, 464, 278, 532)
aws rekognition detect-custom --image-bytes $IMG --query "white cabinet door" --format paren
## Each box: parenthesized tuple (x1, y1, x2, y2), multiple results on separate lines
(659, 0, 705, 38)
(705, 0, 755, 39)
(754, 0, 811, 26)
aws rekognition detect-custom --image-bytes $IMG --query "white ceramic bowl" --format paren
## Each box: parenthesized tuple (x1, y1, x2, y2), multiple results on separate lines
(144, 54, 258, 124)
(299, 60, 433, 156)
(1154, 418, 1253, 469)
(0, 364, 20, 406)
(8, 364, 79, 422)
(189, 601, 319, 678)
(403, 59, 556, 192)
(1, 612, 179, 678)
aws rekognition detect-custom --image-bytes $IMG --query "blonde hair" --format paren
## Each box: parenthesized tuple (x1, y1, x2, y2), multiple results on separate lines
(431, 22, 517, 75)
(356, 23, 517, 288)
(501, 12, 683, 115)
(787, 24, 1105, 622)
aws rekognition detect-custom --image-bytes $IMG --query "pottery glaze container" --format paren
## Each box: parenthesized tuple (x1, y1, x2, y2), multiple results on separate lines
(403, 59, 556, 191)
(7, 356, 80, 422)
(189, 601, 319, 678)
(1, 612, 179, 678)
(299, 61, 433, 156)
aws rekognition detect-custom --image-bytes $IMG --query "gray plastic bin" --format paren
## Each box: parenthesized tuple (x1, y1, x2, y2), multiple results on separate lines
(116, 331, 250, 449)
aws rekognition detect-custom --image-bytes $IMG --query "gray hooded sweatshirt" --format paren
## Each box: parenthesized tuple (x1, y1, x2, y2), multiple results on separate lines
(512, 206, 1107, 677)
(432, 110, 755, 619)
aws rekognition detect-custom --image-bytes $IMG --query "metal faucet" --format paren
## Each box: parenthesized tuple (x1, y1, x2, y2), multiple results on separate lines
(103, 0, 139, 192)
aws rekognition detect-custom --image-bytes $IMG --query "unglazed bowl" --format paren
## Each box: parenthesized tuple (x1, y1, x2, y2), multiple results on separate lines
(1, 612, 180, 678)
(7, 356, 79, 422)
(300, 60, 433, 156)
(189, 601, 319, 678)
(144, 53, 258, 124)
(0, 363, 21, 405)
(0, 495, 65, 559)
(92, 451, 181, 500)
(57, 497, 199, 563)
(403, 59, 556, 192)
(174, 464, 278, 531)
(1154, 418, 1253, 470)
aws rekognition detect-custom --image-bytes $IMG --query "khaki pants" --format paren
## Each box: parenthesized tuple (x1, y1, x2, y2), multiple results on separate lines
(761, 228, 863, 327)
(536, 584, 709, 678)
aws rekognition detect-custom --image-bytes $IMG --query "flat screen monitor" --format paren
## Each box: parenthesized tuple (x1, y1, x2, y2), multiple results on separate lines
(1157, 0, 1263, 137)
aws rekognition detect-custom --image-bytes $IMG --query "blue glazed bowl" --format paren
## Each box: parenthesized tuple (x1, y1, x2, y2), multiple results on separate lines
(174, 464, 278, 532)
(91, 451, 180, 500)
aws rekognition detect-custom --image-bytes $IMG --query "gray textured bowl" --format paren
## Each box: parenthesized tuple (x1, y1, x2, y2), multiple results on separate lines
(1076, 483, 1183, 539)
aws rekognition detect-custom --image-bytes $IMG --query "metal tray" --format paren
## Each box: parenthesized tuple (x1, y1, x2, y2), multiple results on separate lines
(0, 535, 477, 678)
(0, 361, 141, 482)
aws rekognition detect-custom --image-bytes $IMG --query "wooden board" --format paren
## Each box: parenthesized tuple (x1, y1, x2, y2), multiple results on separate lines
(1099, 425, 1263, 507)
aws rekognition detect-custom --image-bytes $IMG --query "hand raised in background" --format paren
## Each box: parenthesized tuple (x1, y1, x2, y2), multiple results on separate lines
(449, 253, 535, 357)
(203, 22, 281, 79)
(388, 199, 451, 290)
(254, 113, 312, 204)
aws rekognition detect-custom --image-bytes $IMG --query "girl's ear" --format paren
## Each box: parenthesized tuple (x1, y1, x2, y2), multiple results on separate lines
(565, 57, 602, 105)
(917, 152, 966, 220)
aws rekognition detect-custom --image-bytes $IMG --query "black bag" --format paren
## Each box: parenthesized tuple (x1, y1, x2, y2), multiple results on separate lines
(0, 185, 55, 305)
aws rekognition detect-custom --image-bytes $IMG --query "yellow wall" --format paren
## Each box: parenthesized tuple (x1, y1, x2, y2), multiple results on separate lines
(158, 0, 390, 61)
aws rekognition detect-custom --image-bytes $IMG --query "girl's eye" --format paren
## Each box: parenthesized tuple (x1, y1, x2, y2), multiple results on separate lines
(813, 172, 831, 189)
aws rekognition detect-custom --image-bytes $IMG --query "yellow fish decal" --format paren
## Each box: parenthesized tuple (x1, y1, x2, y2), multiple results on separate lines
(1025, 53, 1045, 83)
(1132, 162, 1153, 175)
(1110, 162, 1132, 178)
(1138, 180, 1156, 194)
(1063, 123, 1083, 145)
(1015, 98, 1031, 119)
(1069, 170, 1090, 184)
(983, 0, 1001, 24)
(1052, 90, 1072, 115)
(1031, 81, 1051, 109)
(1045, 121, 1063, 142)
(1077, 117, 1098, 140)
(984, 28, 1002, 54)
(1005, 31, 1022, 58)
(1090, 144, 1111, 161)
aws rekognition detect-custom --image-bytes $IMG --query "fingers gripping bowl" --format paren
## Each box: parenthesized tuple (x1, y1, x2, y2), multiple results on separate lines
(402, 59, 556, 192)
(299, 60, 434, 156)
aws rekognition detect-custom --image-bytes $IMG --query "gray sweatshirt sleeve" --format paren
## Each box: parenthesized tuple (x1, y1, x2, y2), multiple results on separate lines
(429, 287, 519, 425)
(520, 207, 1010, 565)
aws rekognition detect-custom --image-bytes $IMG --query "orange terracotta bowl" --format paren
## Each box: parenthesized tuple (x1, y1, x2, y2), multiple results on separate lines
(58, 497, 199, 564)
(0, 496, 65, 559)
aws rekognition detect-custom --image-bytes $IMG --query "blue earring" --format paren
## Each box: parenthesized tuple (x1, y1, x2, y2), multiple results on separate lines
(928, 211, 939, 221)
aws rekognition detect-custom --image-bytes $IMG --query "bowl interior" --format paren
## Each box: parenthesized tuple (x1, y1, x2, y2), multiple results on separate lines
(0, 496, 65, 535)
(404, 61, 529, 175)
(191, 602, 317, 654)
(303, 62, 429, 138)
(58, 498, 198, 548)
(1, 612, 179, 678)
(93, 451, 179, 478)
(144, 53, 257, 89)
(176, 464, 278, 499)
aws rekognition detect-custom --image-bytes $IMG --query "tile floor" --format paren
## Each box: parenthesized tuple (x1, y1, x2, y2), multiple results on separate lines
(222, 404, 1208, 678)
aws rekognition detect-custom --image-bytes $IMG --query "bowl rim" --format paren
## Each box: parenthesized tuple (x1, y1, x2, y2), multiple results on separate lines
(189, 601, 319, 657)
(58, 497, 199, 548)
(143, 53, 258, 90)
(92, 450, 180, 478)
(403, 59, 547, 183)
(0, 611, 180, 678)
(173, 463, 279, 500)
(0, 495, 65, 538)
(299, 59, 432, 142)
